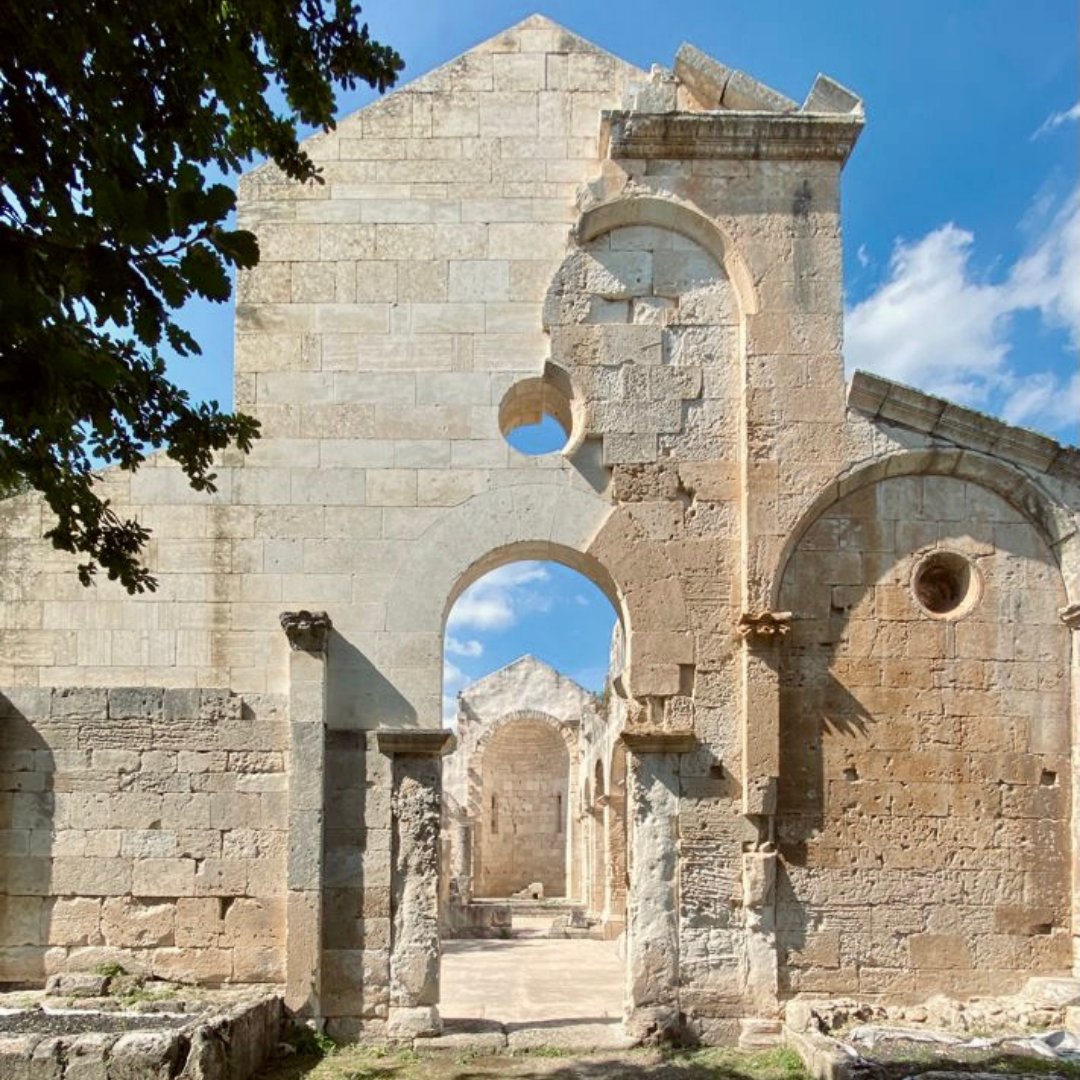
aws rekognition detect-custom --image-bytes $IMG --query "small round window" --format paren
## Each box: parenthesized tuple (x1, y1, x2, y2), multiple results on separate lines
(911, 551, 981, 619)
(498, 371, 573, 457)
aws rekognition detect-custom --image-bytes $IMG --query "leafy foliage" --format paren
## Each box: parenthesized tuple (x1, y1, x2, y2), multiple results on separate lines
(0, 1, 401, 591)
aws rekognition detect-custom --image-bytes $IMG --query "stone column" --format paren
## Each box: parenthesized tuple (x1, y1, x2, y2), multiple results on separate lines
(621, 729, 695, 1041)
(281, 610, 333, 1019)
(451, 816, 473, 904)
(742, 845, 778, 1013)
(377, 730, 455, 1039)
(607, 784, 628, 923)
(1063, 603, 1080, 977)
(736, 614, 787, 1017)
(737, 612, 790, 817)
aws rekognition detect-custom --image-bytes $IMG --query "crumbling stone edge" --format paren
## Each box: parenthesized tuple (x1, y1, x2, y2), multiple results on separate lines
(783, 1026, 856, 1080)
(0, 993, 282, 1080)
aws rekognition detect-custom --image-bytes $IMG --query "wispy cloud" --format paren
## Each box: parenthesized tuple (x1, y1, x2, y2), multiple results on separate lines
(1033, 101, 1080, 139)
(447, 562, 551, 631)
(445, 635, 483, 658)
(845, 187, 1080, 437)
(442, 658, 468, 724)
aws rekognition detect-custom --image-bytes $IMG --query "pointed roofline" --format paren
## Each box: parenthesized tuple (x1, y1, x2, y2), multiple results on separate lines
(458, 654, 596, 698)
(849, 370, 1080, 480)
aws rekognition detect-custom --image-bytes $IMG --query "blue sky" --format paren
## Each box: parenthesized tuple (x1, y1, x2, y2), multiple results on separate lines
(444, 561, 616, 719)
(163, 2, 1078, 711)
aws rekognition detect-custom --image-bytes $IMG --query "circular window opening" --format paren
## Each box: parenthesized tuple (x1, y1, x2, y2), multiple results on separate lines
(911, 551, 980, 618)
(499, 374, 573, 456)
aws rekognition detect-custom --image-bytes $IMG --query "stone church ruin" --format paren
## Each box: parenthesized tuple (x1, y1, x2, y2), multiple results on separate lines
(1, 14, 1079, 1047)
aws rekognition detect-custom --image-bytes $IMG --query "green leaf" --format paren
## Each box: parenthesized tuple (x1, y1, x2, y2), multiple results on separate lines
(0, 1, 401, 591)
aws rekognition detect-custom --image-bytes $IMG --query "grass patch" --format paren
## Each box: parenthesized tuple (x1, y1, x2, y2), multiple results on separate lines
(671, 1046, 808, 1080)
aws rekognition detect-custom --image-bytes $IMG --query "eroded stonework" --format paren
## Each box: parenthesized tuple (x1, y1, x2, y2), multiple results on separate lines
(1, 13, 1079, 1044)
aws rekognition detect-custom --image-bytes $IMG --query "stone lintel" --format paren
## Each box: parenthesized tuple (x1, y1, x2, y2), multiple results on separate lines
(621, 730, 696, 754)
(1061, 603, 1080, 630)
(600, 111, 863, 164)
(849, 371, 1080, 480)
(377, 729, 457, 756)
(280, 610, 333, 653)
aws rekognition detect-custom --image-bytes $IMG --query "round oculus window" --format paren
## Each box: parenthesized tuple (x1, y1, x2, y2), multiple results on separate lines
(911, 550, 981, 619)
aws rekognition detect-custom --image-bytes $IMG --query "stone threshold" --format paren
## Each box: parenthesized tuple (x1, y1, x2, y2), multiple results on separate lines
(414, 1017, 636, 1054)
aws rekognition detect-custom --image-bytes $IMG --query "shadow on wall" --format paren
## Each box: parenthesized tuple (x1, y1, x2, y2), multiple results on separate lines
(321, 723, 390, 1033)
(0, 692, 54, 987)
(327, 633, 418, 729)
(773, 473, 1073, 999)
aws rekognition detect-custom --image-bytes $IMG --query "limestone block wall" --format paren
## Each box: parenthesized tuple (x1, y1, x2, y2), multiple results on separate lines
(0, 687, 287, 986)
(776, 474, 1072, 998)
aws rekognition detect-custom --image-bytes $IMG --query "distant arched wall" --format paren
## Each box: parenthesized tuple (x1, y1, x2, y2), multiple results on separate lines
(476, 717, 571, 898)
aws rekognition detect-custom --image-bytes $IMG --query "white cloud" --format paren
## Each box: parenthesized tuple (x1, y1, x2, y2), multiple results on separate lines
(857, 243, 871, 269)
(844, 188, 1080, 437)
(442, 658, 468, 724)
(447, 561, 551, 632)
(443, 658, 466, 689)
(1033, 101, 1080, 139)
(445, 635, 483, 658)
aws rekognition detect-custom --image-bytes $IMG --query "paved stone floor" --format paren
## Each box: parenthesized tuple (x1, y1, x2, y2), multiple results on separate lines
(440, 929, 627, 1048)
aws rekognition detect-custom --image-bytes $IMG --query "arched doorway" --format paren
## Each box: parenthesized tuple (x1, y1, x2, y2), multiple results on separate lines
(438, 554, 627, 1031)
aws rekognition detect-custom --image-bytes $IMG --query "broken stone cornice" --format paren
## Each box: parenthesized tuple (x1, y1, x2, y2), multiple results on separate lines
(600, 110, 864, 163)
(674, 43, 796, 113)
(848, 370, 1080, 482)
(802, 73, 865, 117)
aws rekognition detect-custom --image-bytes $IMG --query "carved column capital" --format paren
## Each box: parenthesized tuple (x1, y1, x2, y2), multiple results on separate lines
(1060, 603, 1080, 630)
(280, 610, 333, 652)
(737, 610, 792, 640)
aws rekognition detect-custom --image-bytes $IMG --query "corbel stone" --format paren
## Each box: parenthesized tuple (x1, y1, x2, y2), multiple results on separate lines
(621, 730, 697, 754)
(1060, 603, 1080, 630)
(280, 610, 333, 652)
(377, 730, 456, 757)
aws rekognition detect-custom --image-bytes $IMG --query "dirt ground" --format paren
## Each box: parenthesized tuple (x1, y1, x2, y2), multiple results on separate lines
(254, 1045, 809, 1080)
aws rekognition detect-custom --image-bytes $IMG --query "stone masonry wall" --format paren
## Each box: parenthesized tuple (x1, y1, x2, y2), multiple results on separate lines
(776, 475, 1072, 999)
(321, 729, 392, 1033)
(478, 719, 568, 897)
(0, 687, 288, 986)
